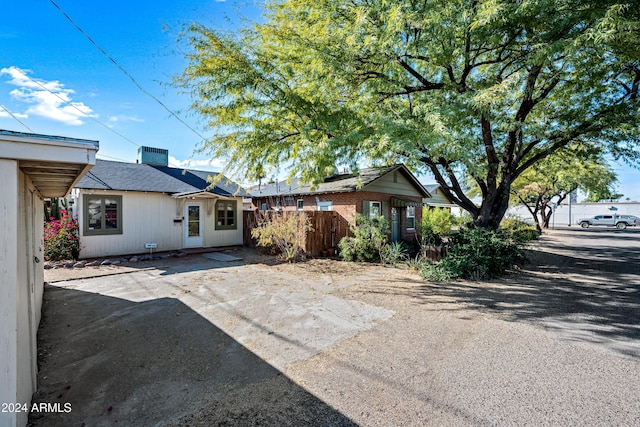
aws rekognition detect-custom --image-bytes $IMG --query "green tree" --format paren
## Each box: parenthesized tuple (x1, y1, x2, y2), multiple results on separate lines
(511, 150, 617, 229)
(583, 190, 624, 202)
(176, 0, 640, 228)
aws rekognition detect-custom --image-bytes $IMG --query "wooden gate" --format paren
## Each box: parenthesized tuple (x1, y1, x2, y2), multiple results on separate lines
(243, 210, 350, 257)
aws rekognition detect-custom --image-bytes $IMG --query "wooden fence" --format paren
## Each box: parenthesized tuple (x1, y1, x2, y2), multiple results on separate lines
(243, 210, 350, 257)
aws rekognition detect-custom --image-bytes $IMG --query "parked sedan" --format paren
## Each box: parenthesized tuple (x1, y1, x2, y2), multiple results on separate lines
(577, 214, 639, 229)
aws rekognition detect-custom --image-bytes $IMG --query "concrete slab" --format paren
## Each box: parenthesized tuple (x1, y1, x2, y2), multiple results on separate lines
(31, 258, 393, 426)
(200, 252, 243, 262)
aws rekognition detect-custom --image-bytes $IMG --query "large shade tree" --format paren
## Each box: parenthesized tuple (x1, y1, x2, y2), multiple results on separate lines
(176, 0, 640, 228)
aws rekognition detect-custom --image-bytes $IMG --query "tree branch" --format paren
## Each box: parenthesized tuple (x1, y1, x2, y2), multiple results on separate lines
(482, 116, 499, 194)
(420, 156, 479, 216)
(395, 57, 444, 90)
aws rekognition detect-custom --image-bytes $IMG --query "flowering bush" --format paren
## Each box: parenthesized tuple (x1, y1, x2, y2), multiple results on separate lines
(44, 209, 80, 261)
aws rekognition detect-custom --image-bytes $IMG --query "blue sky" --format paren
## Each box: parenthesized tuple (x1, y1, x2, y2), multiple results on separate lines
(0, 0, 262, 174)
(1, 0, 638, 200)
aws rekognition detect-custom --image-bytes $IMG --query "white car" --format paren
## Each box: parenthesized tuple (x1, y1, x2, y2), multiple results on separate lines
(577, 214, 639, 229)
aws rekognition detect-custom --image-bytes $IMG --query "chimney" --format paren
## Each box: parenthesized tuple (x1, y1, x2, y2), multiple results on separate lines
(138, 146, 169, 166)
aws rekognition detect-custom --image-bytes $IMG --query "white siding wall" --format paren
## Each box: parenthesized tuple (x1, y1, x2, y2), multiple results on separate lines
(1, 164, 43, 427)
(203, 197, 244, 247)
(77, 191, 244, 259)
(0, 159, 19, 427)
(426, 188, 454, 205)
(78, 191, 182, 259)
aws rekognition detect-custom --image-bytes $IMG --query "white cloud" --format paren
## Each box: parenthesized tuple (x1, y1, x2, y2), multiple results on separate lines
(108, 115, 144, 123)
(0, 66, 96, 126)
(168, 155, 225, 171)
(0, 104, 28, 119)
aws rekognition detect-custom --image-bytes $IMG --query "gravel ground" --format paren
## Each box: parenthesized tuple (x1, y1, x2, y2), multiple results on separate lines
(30, 228, 640, 426)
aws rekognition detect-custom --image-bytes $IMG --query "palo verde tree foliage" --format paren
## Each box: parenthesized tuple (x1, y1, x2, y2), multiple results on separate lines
(510, 148, 617, 229)
(176, 0, 640, 228)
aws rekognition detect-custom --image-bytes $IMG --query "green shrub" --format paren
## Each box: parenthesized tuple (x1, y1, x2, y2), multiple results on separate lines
(501, 217, 541, 243)
(420, 207, 455, 246)
(339, 214, 389, 262)
(380, 241, 409, 265)
(454, 211, 474, 227)
(399, 238, 421, 259)
(422, 207, 455, 236)
(251, 212, 313, 261)
(406, 254, 430, 272)
(44, 209, 80, 261)
(421, 227, 524, 281)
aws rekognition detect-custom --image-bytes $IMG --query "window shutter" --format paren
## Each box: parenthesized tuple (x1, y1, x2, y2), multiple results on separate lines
(381, 201, 389, 221)
(362, 200, 370, 217)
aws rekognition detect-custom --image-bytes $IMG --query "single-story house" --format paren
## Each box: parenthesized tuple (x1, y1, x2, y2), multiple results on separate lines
(250, 164, 431, 242)
(422, 184, 462, 213)
(71, 147, 247, 259)
(0, 129, 98, 427)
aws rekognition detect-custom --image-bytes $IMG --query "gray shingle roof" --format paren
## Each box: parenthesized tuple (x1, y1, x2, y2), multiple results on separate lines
(250, 164, 429, 198)
(75, 159, 247, 196)
(423, 184, 440, 193)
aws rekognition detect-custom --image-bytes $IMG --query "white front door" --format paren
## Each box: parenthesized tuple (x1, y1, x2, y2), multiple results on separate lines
(184, 202, 203, 248)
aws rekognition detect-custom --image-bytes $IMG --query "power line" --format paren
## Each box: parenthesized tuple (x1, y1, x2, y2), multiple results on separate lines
(0, 56, 142, 148)
(48, 0, 209, 142)
(0, 62, 185, 169)
(96, 153, 132, 162)
(0, 104, 34, 132)
(25, 73, 141, 148)
(0, 67, 184, 168)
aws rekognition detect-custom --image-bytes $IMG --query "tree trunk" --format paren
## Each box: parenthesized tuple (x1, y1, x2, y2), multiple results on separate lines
(542, 207, 553, 228)
(473, 182, 511, 229)
(527, 206, 542, 232)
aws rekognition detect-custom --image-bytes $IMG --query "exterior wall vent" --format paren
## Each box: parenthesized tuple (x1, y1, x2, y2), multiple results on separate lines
(138, 146, 169, 166)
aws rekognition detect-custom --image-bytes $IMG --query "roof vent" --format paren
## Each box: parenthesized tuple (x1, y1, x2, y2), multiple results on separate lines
(138, 146, 168, 166)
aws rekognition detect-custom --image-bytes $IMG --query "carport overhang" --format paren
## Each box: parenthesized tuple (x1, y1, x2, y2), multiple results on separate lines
(0, 130, 99, 198)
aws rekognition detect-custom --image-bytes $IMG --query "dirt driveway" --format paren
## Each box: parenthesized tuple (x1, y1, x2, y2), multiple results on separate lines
(30, 228, 640, 426)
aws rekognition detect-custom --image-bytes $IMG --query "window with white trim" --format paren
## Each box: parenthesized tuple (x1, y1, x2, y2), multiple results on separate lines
(406, 206, 416, 229)
(297, 199, 304, 210)
(369, 201, 381, 218)
(318, 201, 332, 211)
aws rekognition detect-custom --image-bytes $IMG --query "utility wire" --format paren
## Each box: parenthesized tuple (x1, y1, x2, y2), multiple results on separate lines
(0, 104, 34, 132)
(13, 70, 187, 167)
(48, 0, 209, 142)
(25, 73, 141, 148)
(96, 153, 132, 162)
(0, 56, 142, 148)
(0, 64, 184, 168)
(0, 64, 184, 169)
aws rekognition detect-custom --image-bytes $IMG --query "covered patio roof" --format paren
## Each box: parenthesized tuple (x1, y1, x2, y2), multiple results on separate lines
(171, 190, 235, 199)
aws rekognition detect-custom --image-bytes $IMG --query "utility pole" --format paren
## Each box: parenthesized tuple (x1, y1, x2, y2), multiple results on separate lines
(568, 191, 572, 226)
